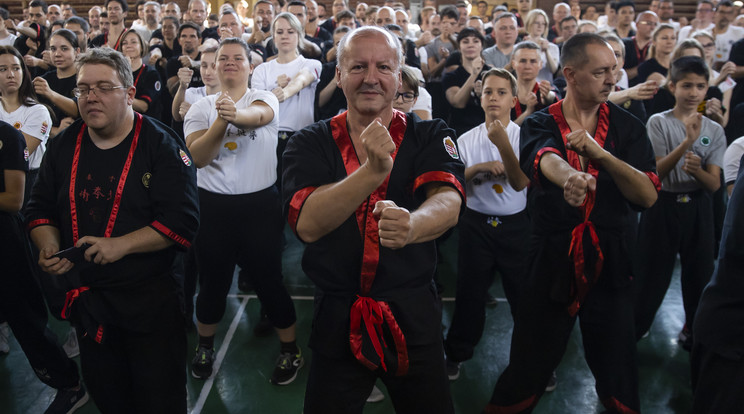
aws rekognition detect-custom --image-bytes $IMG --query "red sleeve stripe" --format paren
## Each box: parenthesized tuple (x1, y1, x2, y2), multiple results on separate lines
(645, 171, 662, 192)
(413, 171, 466, 200)
(533, 147, 562, 183)
(151, 221, 191, 249)
(288, 186, 318, 234)
(27, 218, 55, 231)
(140, 95, 152, 103)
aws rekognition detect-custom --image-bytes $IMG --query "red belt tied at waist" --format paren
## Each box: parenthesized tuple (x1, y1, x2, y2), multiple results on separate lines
(549, 101, 608, 316)
(330, 111, 410, 376)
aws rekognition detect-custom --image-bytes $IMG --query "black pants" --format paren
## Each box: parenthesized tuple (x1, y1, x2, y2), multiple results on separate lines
(304, 341, 454, 414)
(445, 208, 528, 363)
(78, 291, 187, 414)
(0, 213, 79, 390)
(691, 342, 744, 413)
(634, 191, 715, 340)
(487, 233, 639, 413)
(194, 187, 296, 328)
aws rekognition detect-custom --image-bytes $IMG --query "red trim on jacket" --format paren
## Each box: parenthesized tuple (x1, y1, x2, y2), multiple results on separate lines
(287, 186, 318, 235)
(27, 218, 55, 231)
(413, 171, 466, 201)
(151, 220, 191, 249)
(645, 171, 662, 192)
(533, 147, 561, 184)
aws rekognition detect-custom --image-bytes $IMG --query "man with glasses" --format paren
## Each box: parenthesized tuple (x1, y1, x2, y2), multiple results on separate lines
(624, 11, 658, 83)
(678, 0, 715, 42)
(26, 46, 199, 413)
(712, 0, 744, 69)
(657, 0, 679, 32)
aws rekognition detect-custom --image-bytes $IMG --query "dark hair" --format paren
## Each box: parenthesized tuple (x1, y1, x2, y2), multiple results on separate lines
(29, 0, 48, 13)
(118, 29, 148, 58)
(560, 32, 611, 68)
(50, 28, 80, 50)
(456, 27, 485, 46)
(613, 0, 635, 12)
(0, 46, 40, 107)
(178, 21, 202, 39)
(254, 0, 273, 12)
(217, 37, 252, 64)
(560, 15, 578, 29)
(669, 55, 709, 84)
(65, 16, 90, 33)
(335, 9, 355, 22)
(0, 8, 9, 20)
(105, 0, 129, 13)
(717, 0, 734, 10)
(287, 1, 306, 10)
(440, 5, 460, 21)
(162, 16, 180, 28)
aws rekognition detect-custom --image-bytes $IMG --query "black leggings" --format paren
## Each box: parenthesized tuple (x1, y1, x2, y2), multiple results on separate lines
(194, 186, 296, 328)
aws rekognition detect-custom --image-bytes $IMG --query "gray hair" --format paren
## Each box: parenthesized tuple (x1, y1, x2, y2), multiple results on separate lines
(336, 26, 403, 70)
(75, 47, 133, 88)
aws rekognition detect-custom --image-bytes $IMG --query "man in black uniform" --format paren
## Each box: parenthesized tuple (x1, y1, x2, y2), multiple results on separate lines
(692, 157, 744, 412)
(283, 26, 465, 413)
(26, 47, 199, 414)
(484, 33, 660, 414)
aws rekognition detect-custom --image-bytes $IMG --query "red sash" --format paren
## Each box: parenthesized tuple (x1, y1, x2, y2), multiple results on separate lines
(330, 110, 410, 376)
(548, 100, 608, 316)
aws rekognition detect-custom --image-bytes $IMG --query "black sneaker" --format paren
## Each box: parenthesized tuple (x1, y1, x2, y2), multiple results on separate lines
(545, 371, 557, 392)
(191, 346, 215, 379)
(270, 350, 303, 385)
(446, 358, 461, 381)
(44, 384, 89, 414)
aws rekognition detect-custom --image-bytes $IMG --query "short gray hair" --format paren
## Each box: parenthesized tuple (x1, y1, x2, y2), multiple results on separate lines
(336, 26, 403, 70)
(75, 47, 134, 88)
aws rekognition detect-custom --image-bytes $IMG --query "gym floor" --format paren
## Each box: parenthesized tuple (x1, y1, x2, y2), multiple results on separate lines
(0, 227, 693, 413)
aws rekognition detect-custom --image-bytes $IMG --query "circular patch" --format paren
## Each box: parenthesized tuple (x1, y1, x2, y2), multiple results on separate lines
(154, 80, 161, 92)
(13, 121, 21, 130)
(700, 136, 711, 146)
(492, 184, 504, 193)
(224, 142, 238, 151)
(142, 172, 152, 188)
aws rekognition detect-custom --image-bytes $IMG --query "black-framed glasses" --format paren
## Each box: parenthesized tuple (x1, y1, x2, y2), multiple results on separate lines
(73, 85, 127, 99)
(395, 91, 416, 102)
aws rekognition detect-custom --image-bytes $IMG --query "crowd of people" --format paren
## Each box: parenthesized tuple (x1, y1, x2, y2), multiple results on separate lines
(1, 0, 744, 412)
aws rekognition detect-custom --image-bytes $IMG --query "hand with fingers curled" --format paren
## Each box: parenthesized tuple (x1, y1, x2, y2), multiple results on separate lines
(276, 74, 290, 88)
(373, 200, 413, 249)
(361, 118, 396, 176)
(538, 80, 552, 102)
(628, 79, 657, 101)
(682, 151, 702, 175)
(684, 112, 703, 143)
(215, 91, 237, 122)
(272, 87, 286, 102)
(177, 67, 194, 87)
(38, 245, 74, 275)
(525, 92, 538, 109)
(486, 119, 509, 148)
(565, 129, 606, 160)
(77, 236, 127, 266)
(32, 76, 51, 97)
(563, 171, 596, 207)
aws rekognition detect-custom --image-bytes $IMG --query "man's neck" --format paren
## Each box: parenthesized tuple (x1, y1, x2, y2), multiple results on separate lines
(562, 93, 601, 130)
(347, 107, 394, 141)
(497, 42, 514, 54)
(517, 77, 536, 91)
(186, 49, 199, 59)
(89, 110, 135, 150)
(439, 33, 450, 42)
(716, 22, 729, 32)
(109, 23, 125, 39)
(637, 33, 651, 44)
(305, 20, 318, 34)
(147, 22, 159, 31)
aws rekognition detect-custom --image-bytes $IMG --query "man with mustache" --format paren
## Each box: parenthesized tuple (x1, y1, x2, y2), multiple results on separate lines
(484, 33, 660, 414)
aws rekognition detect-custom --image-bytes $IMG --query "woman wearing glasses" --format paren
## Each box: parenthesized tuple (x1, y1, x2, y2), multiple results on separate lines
(0, 45, 51, 204)
(522, 9, 560, 85)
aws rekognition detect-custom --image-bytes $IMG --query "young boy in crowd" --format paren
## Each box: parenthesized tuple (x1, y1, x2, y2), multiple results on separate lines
(634, 56, 726, 349)
(444, 68, 530, 379)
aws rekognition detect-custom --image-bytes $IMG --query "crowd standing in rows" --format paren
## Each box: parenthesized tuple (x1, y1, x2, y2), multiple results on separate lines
(1, 0, 744, 413)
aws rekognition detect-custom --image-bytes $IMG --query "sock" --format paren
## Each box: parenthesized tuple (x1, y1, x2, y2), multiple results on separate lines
(198, 335, 215, 349)
(280, 340, 298, 355)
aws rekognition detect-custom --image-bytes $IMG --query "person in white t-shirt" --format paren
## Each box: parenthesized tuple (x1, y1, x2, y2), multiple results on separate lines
(0, 45, 51, 203)
(172, 44, 221, 122)
(712, 1, 744, 67)
(723, 136, 744, 195)
(184, 38, 302, 386)
(251, 12, 321, 185)
(443, 67, 530, 380)
(0, 8, 18, 47)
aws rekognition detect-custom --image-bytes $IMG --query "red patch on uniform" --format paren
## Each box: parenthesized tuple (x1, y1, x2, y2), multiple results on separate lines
(443, 136, 459, 159)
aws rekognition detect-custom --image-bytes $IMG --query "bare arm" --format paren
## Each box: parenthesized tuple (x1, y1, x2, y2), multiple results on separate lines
(274, 69, 315, 102)
(0, 169, 24, 213)
(133, 98, 149, 113)
(487, 120, 530, 191)
(21, 132, 42, 157)
(445, 60, 482, 109)
(317, 79, 338, 107)
(77, 226, 173, 266)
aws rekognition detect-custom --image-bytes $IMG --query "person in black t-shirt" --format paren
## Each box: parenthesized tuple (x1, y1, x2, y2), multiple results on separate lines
(166, 22, 203, 96)
(118, 30, 162, 119)
(33, 29, 80, 135)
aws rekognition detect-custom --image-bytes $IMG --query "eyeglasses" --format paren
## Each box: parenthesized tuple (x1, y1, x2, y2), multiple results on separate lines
(637, 21, 657, 26)
(395, 91, 416, 102)
(73, 84, 127, 99)
(701, 42, 715, 49)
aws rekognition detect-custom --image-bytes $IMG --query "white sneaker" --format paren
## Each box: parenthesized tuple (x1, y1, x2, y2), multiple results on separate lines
(63, 328, 79, 358)
(0, 322, 10, 354)
(366, 385, 385, 403)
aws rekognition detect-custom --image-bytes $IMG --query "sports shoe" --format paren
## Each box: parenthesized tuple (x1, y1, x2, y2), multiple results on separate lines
(0, 322, 10, 354)
(678, 324, 693, 351)
(446, 358, 461, 381)
(366, 385, 385, 403)
(44, 384, 89, 414)
(191, 346, 215, 379)
(270, 350, 303, 385)
(63, 328, 79, 358)
(545, 371, 558, 392)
